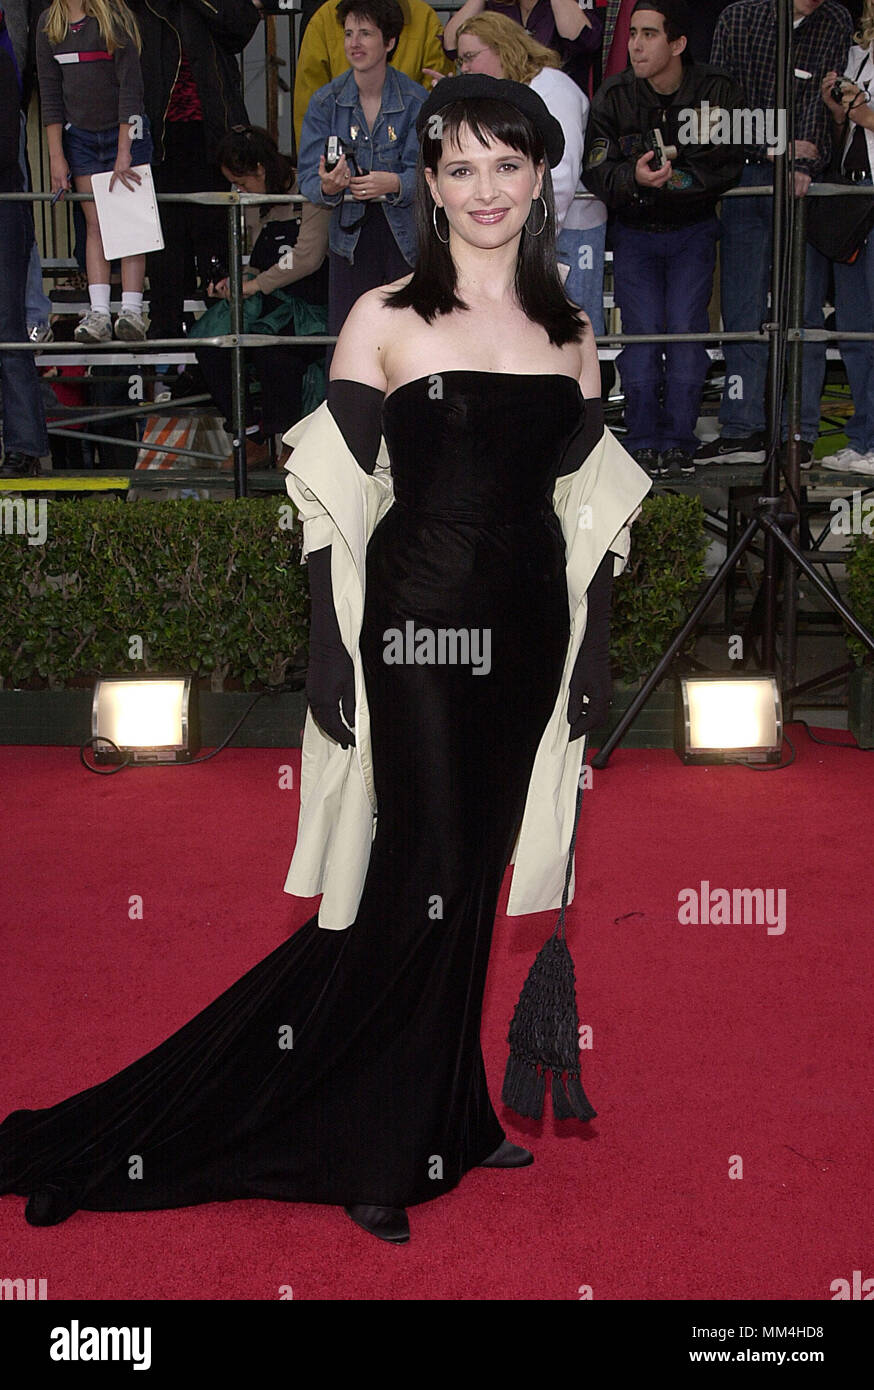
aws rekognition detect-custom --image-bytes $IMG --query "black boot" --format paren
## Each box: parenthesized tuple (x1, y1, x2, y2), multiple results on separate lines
(343, 1203, 410, 1244)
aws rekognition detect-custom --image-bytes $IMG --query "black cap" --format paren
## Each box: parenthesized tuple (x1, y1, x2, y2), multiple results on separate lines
(416, 74, 565, 169)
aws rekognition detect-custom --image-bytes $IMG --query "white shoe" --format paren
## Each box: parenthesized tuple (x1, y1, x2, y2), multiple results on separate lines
(820, 447, 868, 471)
(115, 309, 147, 341)
(852, 452, 874, 475)
(27, 322, 53, 344)
(74, 310, 111, 343)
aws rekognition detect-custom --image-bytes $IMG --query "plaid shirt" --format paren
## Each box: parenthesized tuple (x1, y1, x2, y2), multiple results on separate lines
(710, 0, 852, 176)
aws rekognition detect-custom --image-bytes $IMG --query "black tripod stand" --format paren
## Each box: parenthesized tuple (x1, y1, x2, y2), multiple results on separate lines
(593, 0, 874, 769)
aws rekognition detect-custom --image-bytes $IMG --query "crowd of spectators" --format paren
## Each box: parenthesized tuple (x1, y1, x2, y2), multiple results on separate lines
(2, 0, 874, 479)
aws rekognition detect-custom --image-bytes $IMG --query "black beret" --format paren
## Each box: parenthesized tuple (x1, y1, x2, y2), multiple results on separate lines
(416, 75, 565, 169)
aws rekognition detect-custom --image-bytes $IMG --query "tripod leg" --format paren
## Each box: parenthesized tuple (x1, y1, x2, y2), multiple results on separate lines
(758, 512, 874, 656)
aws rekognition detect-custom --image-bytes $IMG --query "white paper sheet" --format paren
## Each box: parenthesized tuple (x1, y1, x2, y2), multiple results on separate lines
(90, 164, 164, 260)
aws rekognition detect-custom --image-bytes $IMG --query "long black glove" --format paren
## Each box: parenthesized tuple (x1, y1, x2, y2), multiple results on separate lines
(567, 548, 615, 740)
(302, 380, 385, 747)
(305, 544, 356, 747)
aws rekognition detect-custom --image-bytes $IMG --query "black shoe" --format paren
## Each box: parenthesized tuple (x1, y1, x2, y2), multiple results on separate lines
(661, 447, 696, 477)
(478, 1139, 534, 1168)
(25, 1182, 81, 1227)
(344, 1203, 410, 1244)
(778, 438, 814, 469)
(632, 447, 665, 478)
(695, 432, 766, 464)
(0, 453, 41, 478)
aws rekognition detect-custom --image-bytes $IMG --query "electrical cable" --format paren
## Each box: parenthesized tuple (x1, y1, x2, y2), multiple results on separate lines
(79, 672, 306, 774)
(725, 729, 796, 770)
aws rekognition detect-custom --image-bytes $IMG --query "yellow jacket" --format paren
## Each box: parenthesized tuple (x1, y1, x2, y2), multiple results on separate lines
(281, 400, 651, 930)
(293, 0, 454, 150)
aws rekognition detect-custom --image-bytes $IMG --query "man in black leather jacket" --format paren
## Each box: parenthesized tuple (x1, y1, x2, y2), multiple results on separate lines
(583, 0, 745, 478)
(127, 0, 260, 340)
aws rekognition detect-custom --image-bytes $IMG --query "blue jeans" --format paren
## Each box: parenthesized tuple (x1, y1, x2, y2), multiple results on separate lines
(611, 215, 719, 453)
(720, 162, 828, 442)
(557, 223, 607, 335)
(833, 202, 874, 454)
(62, 118, 153, 177)
(0, 203, 49, 458)
(19, 115, 51, 328)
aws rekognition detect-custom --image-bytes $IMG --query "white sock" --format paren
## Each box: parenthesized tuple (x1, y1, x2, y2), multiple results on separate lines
(89, 284, 111, 315)
(121, 291, 143, 315)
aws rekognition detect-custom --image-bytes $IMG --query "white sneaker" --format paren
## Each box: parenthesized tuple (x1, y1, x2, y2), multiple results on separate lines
(820, 447, 869, 471)
(27, 322, 53, 344)
(853, 452, 874, 475)
(74, 310, 112, 343)
(115, 309, 147, 341)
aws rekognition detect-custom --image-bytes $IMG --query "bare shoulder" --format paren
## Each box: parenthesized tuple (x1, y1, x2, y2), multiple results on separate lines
(329, 278, 413, 390)
(572, 307, 600, 397)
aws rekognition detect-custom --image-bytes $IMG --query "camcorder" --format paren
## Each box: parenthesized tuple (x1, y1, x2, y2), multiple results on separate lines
(325, 135, 360, 176)
(644, 129, 679, 170)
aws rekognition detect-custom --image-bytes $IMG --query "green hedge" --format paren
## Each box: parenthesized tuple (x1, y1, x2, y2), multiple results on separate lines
(0, 493, 706, 690)
(0, 498, 308, 690)
(847, 535, 874, 667)
(612, 493, 707, 682)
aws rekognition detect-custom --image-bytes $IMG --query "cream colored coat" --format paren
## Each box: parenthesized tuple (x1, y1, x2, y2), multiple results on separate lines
(281, 401, 651, 930)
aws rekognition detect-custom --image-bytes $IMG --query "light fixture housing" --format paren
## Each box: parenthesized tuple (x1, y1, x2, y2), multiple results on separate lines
(676, 674, 782, 765)
(91, 675, 199, 764)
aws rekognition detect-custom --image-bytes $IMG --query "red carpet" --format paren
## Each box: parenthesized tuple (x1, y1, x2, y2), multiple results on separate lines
(0, 730, 871, 1300)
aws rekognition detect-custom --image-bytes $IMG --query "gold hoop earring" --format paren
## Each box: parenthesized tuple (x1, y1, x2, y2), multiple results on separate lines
(525, 195, 547, 237)
(432, 202, 450, 244)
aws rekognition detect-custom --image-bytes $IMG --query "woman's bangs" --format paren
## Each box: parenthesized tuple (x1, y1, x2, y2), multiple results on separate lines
(423, 99, 542, 168)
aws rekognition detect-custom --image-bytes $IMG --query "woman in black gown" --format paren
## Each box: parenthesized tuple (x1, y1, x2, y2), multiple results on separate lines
(0, 76, 647, 1246)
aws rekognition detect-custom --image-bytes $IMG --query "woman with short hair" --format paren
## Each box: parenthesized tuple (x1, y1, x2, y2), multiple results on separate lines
(297, 0, 427, 350)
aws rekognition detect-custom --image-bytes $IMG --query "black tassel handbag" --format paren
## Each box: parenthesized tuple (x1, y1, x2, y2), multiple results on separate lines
(501, 739, 597, 1122)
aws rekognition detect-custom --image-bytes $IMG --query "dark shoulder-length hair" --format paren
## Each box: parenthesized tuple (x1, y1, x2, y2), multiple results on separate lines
(385, 97, 583, 348)
(215, 125, 295, 196)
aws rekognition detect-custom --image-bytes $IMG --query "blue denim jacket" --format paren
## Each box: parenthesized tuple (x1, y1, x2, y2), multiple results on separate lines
(297, 65, 427, 266)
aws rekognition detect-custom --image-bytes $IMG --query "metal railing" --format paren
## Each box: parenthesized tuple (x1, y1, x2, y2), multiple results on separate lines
(0, 180, 868, 498)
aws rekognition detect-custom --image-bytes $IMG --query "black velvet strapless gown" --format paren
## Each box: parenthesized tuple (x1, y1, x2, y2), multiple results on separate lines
(0, 372, 585, 1220)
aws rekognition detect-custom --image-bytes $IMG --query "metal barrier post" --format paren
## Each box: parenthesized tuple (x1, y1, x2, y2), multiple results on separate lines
(782, 194, 808, 707)
(761, 0, 790, 670)
(227, 195, 247, 499)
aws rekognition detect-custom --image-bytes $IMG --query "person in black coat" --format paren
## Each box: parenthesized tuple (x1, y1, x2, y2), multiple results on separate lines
(0, 30, 47, 475)
(126, 0, 260, 340)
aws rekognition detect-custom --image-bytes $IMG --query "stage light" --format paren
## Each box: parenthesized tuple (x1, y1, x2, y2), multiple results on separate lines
(91, 676, 200, 763)
(676, 675, 782, 765)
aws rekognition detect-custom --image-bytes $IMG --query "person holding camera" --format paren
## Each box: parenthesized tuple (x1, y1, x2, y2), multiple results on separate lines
(582, 0, 745, 477)
(191, 126, 331, 460)
(818, 1, 874, 474)
(297, 0, 427, 353)
(702, 0, 852, 468)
